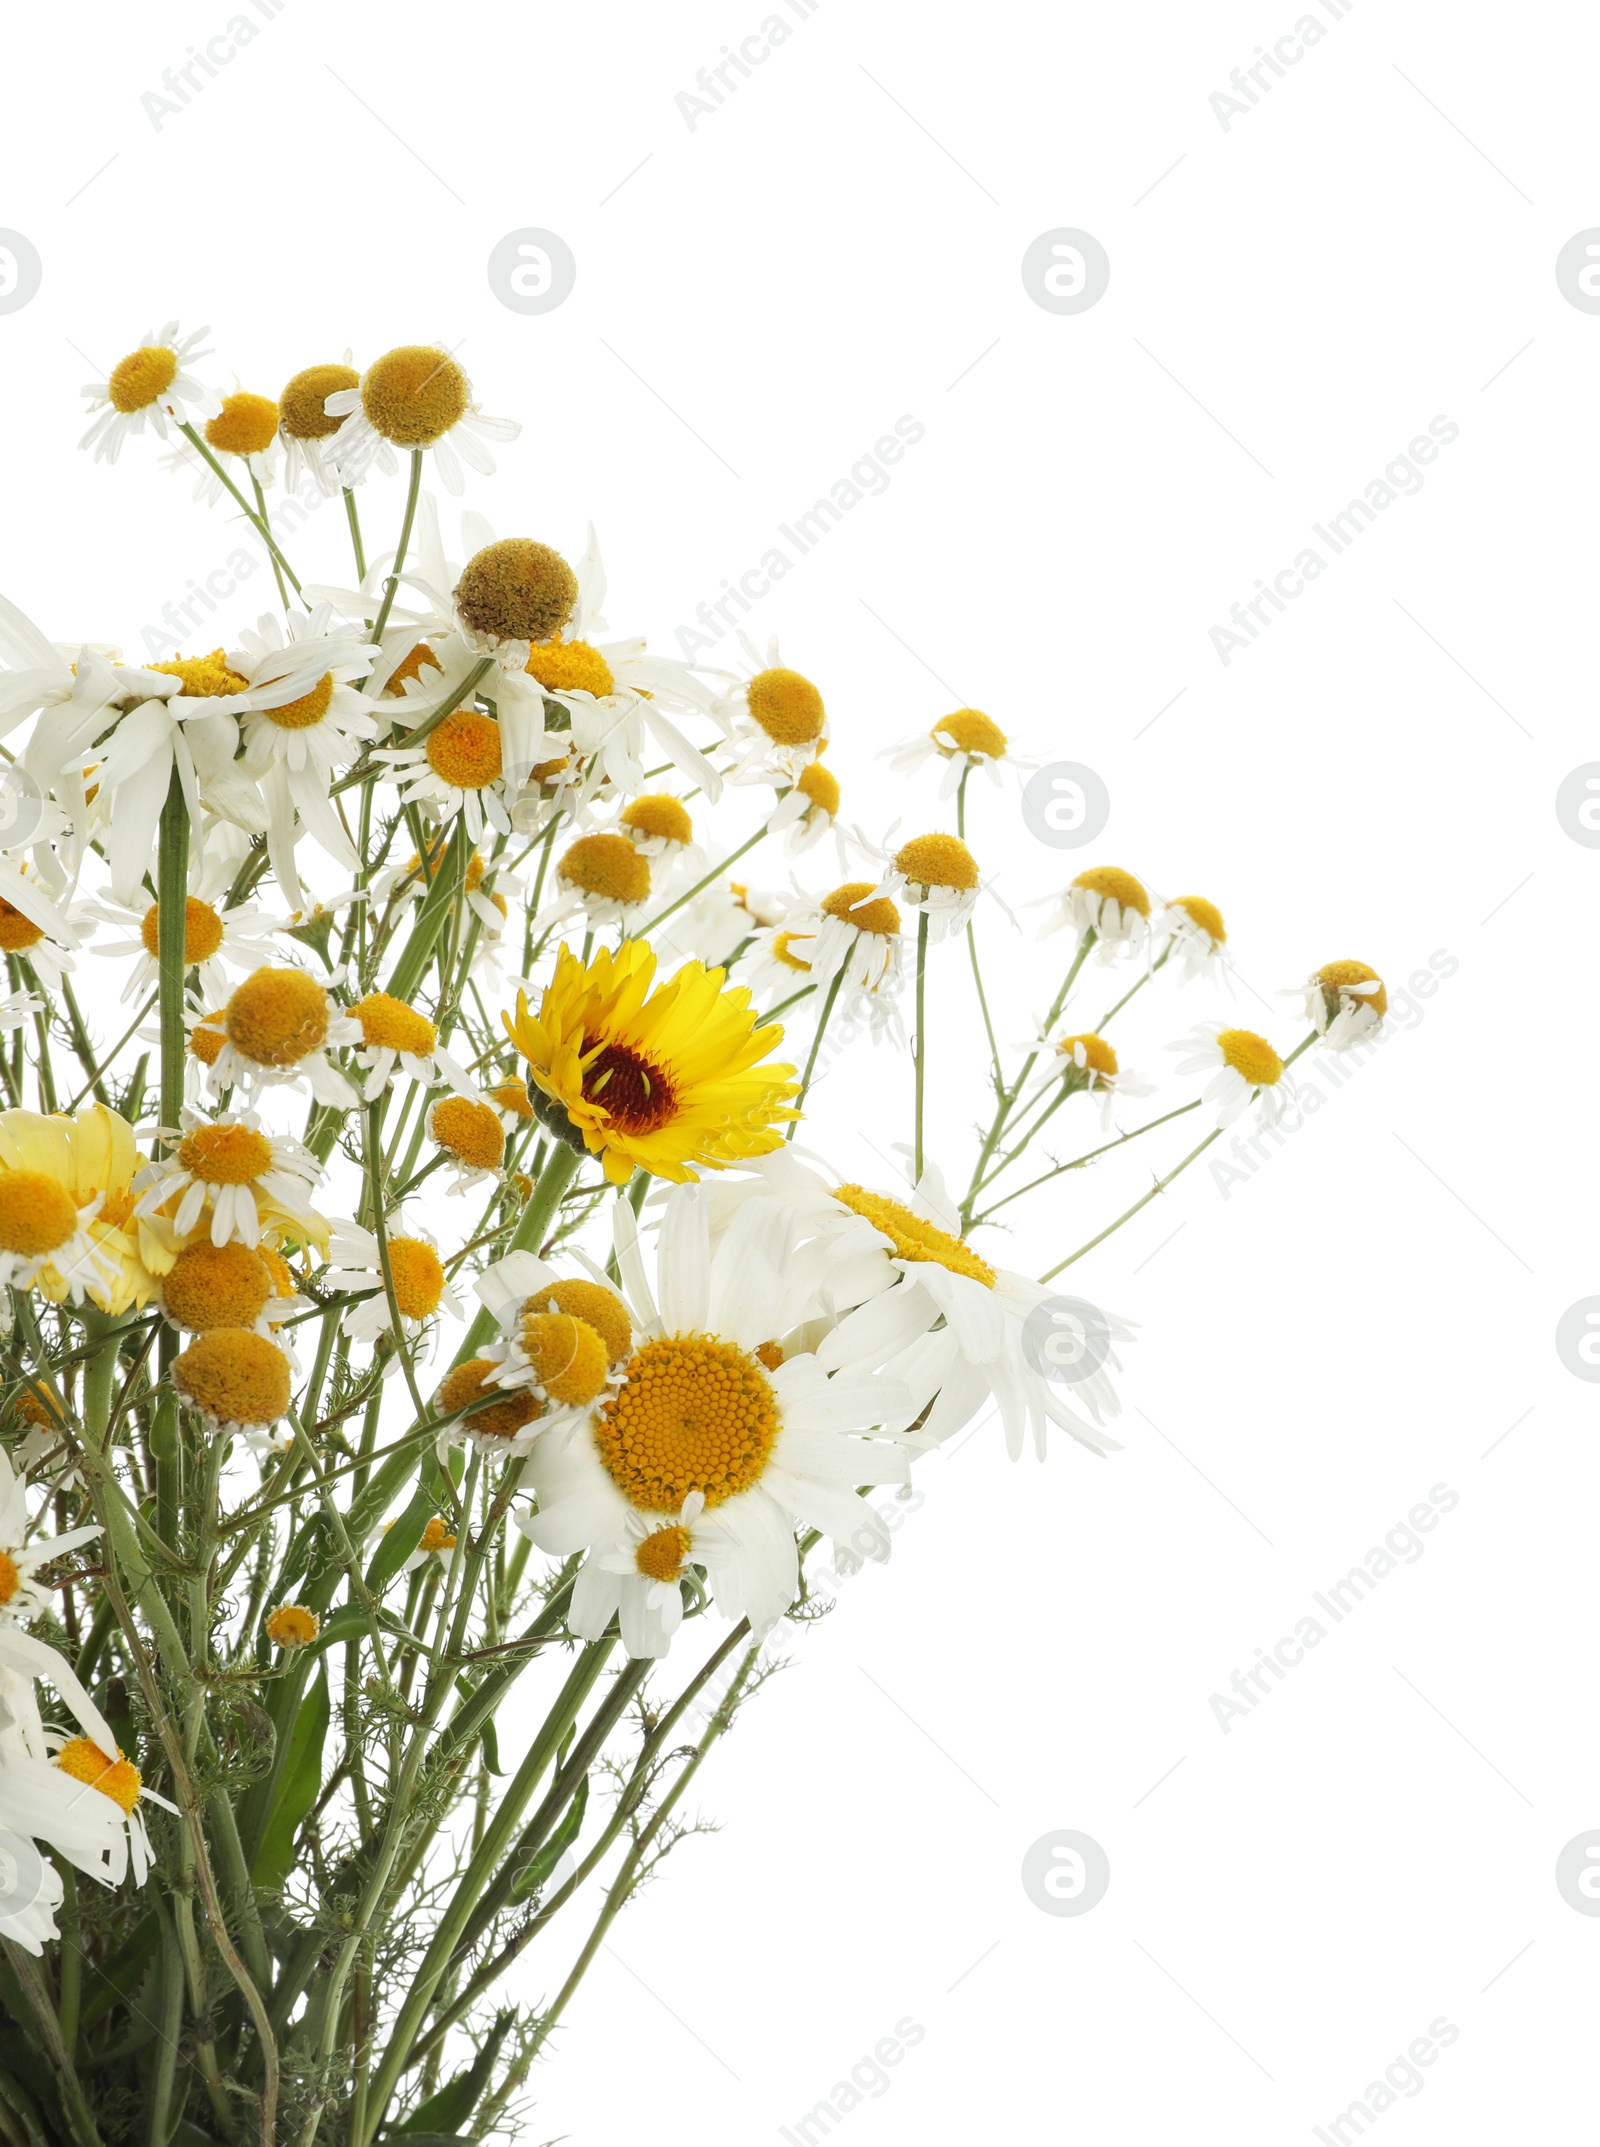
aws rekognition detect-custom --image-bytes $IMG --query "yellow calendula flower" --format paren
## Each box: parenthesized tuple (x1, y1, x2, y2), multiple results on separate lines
(502, 941, 798, 1185)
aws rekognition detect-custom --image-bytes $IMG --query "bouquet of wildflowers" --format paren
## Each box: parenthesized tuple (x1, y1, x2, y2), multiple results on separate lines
(0, 325, 1390, 2147)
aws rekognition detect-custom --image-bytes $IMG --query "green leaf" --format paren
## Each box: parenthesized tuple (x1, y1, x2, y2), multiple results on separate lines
(311, 1605, 427, 1658)
(508, 1772, 587, 1904)
(78, 1908, 160, 2031)
(364, 1479, 436, 1594)
(251, 1661, 330, 1889)
(391, 2015, 511, 2139)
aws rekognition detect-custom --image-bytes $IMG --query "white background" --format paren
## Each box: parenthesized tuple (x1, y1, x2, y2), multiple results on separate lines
(3, 1, 1595, 2141)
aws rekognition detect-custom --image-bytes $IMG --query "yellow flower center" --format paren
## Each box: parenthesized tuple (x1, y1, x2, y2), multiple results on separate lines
(455, 539, 579, 645)
(279, 362, 359, 440)
(0, 900, 45, 953)
(1217, 1029, 1284, 1087)
(259, 1246, 297, 1310)
(559, 834, 651, 907)
(56, 1738, 141, 1815)
(352, 992, 437, 1058)
(265, 1604, 320, 1649)
(176, 1122, 274, 1186)
(635, 1525, 691, 1582)
(768, 930, 812, 972)
(205, 392, 279, 457)
(821, 882, 901, 935)
(425, 710, 503, 790)
(1171, 894, 1226, 944)
(162, 1240, 272, 1331)
(893, 834, 979, 893)
(747, 667, 825, 745)
(1058, 1032, 1118, 1078)
(464, 853, 489, 893)
(420, 1516, 457, 1553)
(361, 345, 469, 446)
(1072, 865, 1150, 918)
(386, 641, 444, 696)
(523, 1279, 632, 1363)
(1316, 960, 1387, 1020)
(190, 1015, 226, 1067)
(140, 896, 225, 967)
(832, 1184, 995, 1287)
(150, 650, 251, 698)
(430, 1096, 506, 1171)
(518, 1312, 610, 1404)
(932, 709, 1007, 759)
(13, 1390, 61, 1430)
(436, 1358, 544, 1442)
(0, 1171, 79, 1258)
(108, 346, 177, 414)
(225, 968, 329, 1068)
(386, 1236, 445, 1321)
(265, 672, 335, 730)
(488, 1076, 536, 1120)
(797, 761, 840, 816)
(620, 795, 693, 847)
(525, 637, 615, 698)
(0, 1551, 18, 1605)
(753, 1339, 785, 1371)
(173, 1329, 291, 1429)
(596, 1335, 781, 1512)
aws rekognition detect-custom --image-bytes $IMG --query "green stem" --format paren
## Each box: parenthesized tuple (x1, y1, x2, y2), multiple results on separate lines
(368, 450, 423, 656)
(639, 818, 769, 936)
(178, 423, 304, 596)
(789, 965, 844, 1132)
(251, 468, 290, 610)
(344, 486, 368, 585)
(913, 910, 929, 1182)
(961, 933, 1095, 1227)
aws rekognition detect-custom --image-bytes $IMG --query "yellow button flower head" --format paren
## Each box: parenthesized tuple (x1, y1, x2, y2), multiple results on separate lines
(1301, 959, 1387, 1050)
(80, 322, 217, 463)
(173, 1329, 293, 1435)
(320, 347, 520, 495)
(455, 538, 578, 654)
(265, 1605, 320, 1650)
(1162, 895, 1229, 982)
(1049, 865, 1152, 960)
(436, 1359, 546, 1452)
(503, 941, 798, 1185)
(205, 393, 279, 459)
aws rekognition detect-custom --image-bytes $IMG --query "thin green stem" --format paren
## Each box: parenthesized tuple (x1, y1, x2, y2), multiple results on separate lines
(912, 910, 929, 1181)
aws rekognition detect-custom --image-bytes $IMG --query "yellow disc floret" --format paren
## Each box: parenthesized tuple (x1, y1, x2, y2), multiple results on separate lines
(386, 1236, 445, 1322)
(0, 1551, 18, 1605)
(225, 968, 329, 1068)
(173, 1330, 291, 1429)
(932, 709, 1008, 759)
(822, 882, 901, 936)
(518, 1312, 610, 1405)
(487, 1077, 535, 1121)
(264, 673, 335, 730)
(162, 1241, 272, 1332)
(768, 931, 812, 972)
(190, 1015, 227, 1068)
(832, 1184, 995, 1287)
(205, 393, 279, 457)
(559, 834, 651, 908)
(1171, 895, 1226, 944)
(746, 668, 825, 745)
(108, 346, 177, 414)
(279, 362, 360, 440)
(1073, 865, 1150, 918)
(797, 761, 840, 816)
(429, 1097, 506, 1171)
(266, 1604, 320, 1649)
(0, 900, 45, 953)
(360, 345, 469, 446)
(1316, 960, 1387, 1021)
(596, 1335, 780, 1512)
(893, 834, 979, 893)
(523, 1279, 632, 1364)
(620, 795, 693, 848)
(525, 638, 615, 698)
(56, 1738, 141, 1814)
(436, 1358, 545, 1443)
(419, 1517, 456, 1553)
(175, 1122, 274, 1186)
(1057, 1032, 1119, 1078)
(140, 896, 225, 967)
(352, 992, 437, 1059)
(635, 1525, 691, 1582)
(386, 641, 444, 696)
(149, 650, 251, 699)
(1217, 1029, 1284, 1087)
(0, 1171, 78, 1258)
(425, 710, 503, 791)
(455, 539, 579, 646)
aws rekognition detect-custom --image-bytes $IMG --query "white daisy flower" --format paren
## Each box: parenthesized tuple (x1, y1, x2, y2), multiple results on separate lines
(1168, 1021, 1291, 1128)
(345, 990, 476, 1102)
(133, 1110, 323, 1251)
(0, 862, 81, 995)
(277, 357, 364, 497)
(708, 634, 828, 786)
(534, 830, 654, 937)
(555, 1493, 724, 1660)
(425, 1095, 507, 1194)
(323, 345, 518, 496)
(1290, 961, 1387, 1051)
(852, 827, 996, 944)
(203, 967, 360, 1110)
(764, 758, 843, 862)
(650, 881, 784, 971)
(324, 1221, 464, 1350)
(516, 1185, 914, 1648)
(89, 828, 282, 1007)
(78, 323, 218, 464)
(883, 708, 1031, 798)
(160, 388, 283, 504)
(0, 1449, 101, 1626)
(1025, 1030, 1156, 1128)
(1038, 865, 1153, 964)
(1157, 895, 1230, 985)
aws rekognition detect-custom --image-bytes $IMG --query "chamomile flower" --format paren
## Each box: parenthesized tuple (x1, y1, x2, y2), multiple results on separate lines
(856, 829, 988, 943)
(518, 1186, 913, 1647)
(653, 880, 785, 970)
(1158, 895, 1230, 985)
(325, 1222, 465, 1348)
(162, 390, 283, 504)
(79, 323, 218, 464)
(742, 924, 815, 1005)
(765, 759, 842, 860)
(0, 1450, 101, 1627)
(790, 882, 906, 1002)
(884, 708, 1025, 797)
(1168, 1022, 1291, 1128)
(346, 992, 475, 1101)
(433, 1357, 547, 1459)
(0, 867, 79, 994)
(565, 1493, 720, 1660)
(48, 1733, 176, 1885)
(1029, 1032, 1155, 1127)
(133, 1110, 324, 1251)
(206, 966, 360, 1109)
(277, 359, 362, 495)
(1040, 865, 1152, 964)
(172, 1329, 293, 1451)
(711, 636, 829, 785)
(1292, 960, 1387, 1050)
(426, 1096, 506, 1191)
(158, 1239, 307, 1338)
(90, 835, 281, 1006)
(323, 345, 519, 496)
(537, 832, 653, 935)
(376, 702, 516, 844)
(616, 795, 704, 886)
